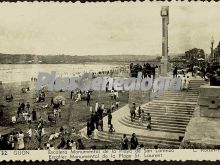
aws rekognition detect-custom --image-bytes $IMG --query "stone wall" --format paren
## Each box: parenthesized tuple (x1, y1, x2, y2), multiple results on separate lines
(181, 85, 220, 149)
(128, 90, 151, 108)
(198, 85, 220, 117)
(180, 116, 220, 149)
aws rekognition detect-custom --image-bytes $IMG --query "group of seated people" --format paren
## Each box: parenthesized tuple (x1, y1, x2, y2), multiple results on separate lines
(36, 91, 46, 102)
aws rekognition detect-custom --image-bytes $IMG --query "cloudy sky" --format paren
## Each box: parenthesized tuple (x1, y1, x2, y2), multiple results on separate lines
(0, 2, 220, 56)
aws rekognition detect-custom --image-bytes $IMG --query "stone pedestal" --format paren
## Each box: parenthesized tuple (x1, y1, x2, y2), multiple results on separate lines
(198, 85, 220, 118)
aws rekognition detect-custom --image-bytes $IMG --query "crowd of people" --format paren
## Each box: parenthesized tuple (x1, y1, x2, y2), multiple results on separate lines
(0, 75, 127, 150)
(130, 63, 158, 79)
(86, 96, 120, 139)
(5, 63, 209, 150)
(176, 62, 220, 86)
(130, 103, 152, 130)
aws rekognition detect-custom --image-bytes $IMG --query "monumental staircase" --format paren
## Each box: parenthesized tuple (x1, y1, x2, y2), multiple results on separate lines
(86, 79, 207, 148)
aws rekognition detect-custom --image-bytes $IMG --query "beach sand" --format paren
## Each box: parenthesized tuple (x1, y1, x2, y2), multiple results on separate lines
(0, 80, 129, 149)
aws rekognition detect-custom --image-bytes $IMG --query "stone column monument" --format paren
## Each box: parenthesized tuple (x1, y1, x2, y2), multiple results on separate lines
(160, 6, 169, 76)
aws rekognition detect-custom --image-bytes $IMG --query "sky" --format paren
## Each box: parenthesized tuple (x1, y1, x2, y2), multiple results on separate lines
(0, 2, 220, 56)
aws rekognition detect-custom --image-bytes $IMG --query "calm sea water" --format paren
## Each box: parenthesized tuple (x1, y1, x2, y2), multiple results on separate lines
(0, 64, 120, 83)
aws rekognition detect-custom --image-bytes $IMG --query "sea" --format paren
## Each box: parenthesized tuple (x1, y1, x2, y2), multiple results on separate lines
(0, 64, 121, 83)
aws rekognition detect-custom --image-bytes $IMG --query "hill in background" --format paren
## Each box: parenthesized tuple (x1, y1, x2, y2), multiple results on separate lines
(0, 54, 160, 64)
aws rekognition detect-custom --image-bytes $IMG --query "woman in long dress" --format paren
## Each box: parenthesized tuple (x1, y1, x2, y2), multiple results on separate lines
(18, 131, 25, 150)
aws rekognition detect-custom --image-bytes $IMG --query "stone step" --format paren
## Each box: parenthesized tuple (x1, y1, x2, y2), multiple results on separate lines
(163, 93, 198, 96)
(161, 95, 198, 98)
(143, 107, 194, 116)
(150, 100, 197, 105)
(143, 104, 195, 111)
(155, 98, 198, 102)
(156, 97, 198, 101)
(160, 93, 198, 96)
(142, 109, 194, 117)
(190, 81, 205, 83)
(150, 100, 196, 104)
(188, 89, 199, 91)
(148, 106, 195, 110)
(190, 83, 204, 85)
(157, 97, 198, 100)
(121, 117, 187, 132)
(123, 116, 188, 128)
(188, 85, 201, 87)
(190, 82, 206, 84)
(119, 118, 186, 134)
(143, 108, 194, 115)
(163, 91, 198, 94)
(98, 131, 181, 143)
(141, 113, 191, 120)
(150, 118, 189, 125)
(143, 102, 194, 109)
(132, 114, 190, 123)
(97, 131, 181, 148)
(190, 84, 204, 86)
(190, 80, 205, 82)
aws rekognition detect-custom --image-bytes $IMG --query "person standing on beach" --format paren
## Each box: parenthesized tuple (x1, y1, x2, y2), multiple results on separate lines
(95, 101, 98, 112)
(70, 91, 74, 100)
(26, 102, 30, 111)
(27, 127, 32, 143)
(97, 106, 103, 119)
(51, 97, 54, 106)
(86, 92, 91, 106)
(17, 106, 21, 118)
(32, 109, 37, 121)
(18, 131, 24, 150)
(111, 103, 115, 112)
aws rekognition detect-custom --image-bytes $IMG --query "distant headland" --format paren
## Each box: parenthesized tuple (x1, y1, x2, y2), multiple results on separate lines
(0, 53, 182, 64)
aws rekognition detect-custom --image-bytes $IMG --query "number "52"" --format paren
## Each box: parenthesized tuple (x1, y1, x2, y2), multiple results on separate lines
(1, 151, 7, 155)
